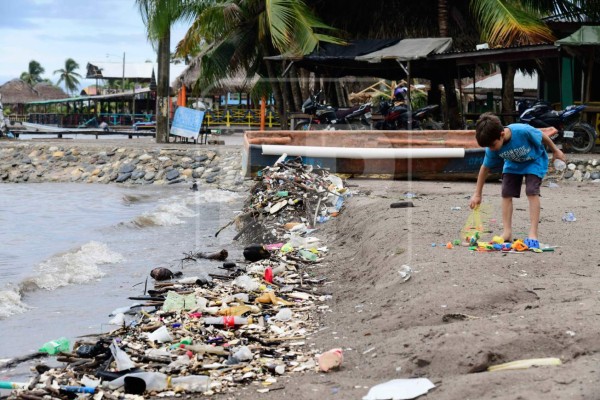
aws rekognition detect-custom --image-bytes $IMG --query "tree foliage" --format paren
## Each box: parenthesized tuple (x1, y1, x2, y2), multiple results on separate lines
(20, 60, 45, 86)
(54, 58, 82, 95)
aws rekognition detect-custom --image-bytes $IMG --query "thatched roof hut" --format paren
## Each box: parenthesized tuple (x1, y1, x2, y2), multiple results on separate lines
(33, 82, 68, 100)
(172, 56, 258, 95)
(0, 79, 40, 105)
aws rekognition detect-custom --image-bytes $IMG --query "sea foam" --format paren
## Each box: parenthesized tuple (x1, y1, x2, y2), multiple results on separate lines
(30, 241, 124, 291)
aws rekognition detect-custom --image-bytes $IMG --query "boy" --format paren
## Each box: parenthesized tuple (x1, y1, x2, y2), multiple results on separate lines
(469, 112, 566, 247)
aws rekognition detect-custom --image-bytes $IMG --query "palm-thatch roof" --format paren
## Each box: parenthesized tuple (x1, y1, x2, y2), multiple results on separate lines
(172, 56, 259, 95)
(33, 82, 68, 100)
(0, 79, 40, 105)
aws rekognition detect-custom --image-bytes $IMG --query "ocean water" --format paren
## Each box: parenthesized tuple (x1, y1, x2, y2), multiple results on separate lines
(0, 182, 244, 366)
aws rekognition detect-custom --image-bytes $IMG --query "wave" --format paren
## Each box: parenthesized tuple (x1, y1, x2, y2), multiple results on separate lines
(0, 242, 123, 319)
(188, 188, 242, 205)
(132, 202, 196, 227)
(0, 287, 30, 319)
(129, 189, 238, 228)
(28, 241, 124, 291)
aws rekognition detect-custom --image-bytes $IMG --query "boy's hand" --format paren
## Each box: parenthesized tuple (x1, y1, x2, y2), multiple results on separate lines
(553, 149, 566, 163)
(469, 194, 481, 209)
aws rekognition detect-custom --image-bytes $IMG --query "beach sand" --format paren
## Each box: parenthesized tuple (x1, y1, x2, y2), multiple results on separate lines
(216, 176, 599, 400)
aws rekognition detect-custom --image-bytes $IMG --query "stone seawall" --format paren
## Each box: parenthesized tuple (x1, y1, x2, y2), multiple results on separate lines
(0, 141, 248, 191)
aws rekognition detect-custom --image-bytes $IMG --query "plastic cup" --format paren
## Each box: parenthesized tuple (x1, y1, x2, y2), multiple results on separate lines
(554, 159, 566, 171)
(147, 326, 172, 343)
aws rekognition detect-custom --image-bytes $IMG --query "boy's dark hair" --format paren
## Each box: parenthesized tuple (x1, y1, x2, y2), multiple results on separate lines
(475, 112, 504, 147)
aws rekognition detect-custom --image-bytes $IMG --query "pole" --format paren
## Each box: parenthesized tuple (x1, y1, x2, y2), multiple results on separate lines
(122, 52, 125, 93)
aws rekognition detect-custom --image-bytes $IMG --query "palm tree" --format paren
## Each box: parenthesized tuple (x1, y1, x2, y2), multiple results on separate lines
(136, 0, 212, 142)
(54, 58, 82, 95)
(174, 0, 343, 128)
(468, 0, 600, 120)
(20, 60, 45, 86)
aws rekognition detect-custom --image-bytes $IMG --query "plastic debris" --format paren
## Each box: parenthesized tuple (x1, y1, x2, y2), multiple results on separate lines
(488, 357, 562, 372)
(362, 378, 435, 400)
(317, 348, 343, 372)
(6, 157, 346, 399)
(398, 265, 412, 282)
(562, 212, 576, 222)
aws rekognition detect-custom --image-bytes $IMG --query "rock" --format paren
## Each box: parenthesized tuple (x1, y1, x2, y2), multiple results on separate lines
(116, 173, 132, 183)
(131, 170, 146, 180)
(567, 163, 577, 171)
(144, 171, 156, 181)
(119, 164, 135, 174)
(181, 168, 193, 177)
(166, 169, 180, 181)
(591, 172, 600, 180)
(205, 174, 218, 184)
(139, 154, 152, 161)
(573, 170, 583, 181)
(52, 151, 65, 158)
(564, 170, 574, 179)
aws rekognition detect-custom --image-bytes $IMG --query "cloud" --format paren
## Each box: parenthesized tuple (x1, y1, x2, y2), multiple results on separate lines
(0, 0, 189, 87)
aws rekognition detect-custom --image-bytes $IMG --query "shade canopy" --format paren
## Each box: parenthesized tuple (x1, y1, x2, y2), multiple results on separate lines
(556, 26, 600, 46)
(355, 38, 453, 63)
(264, 38, 455, 80)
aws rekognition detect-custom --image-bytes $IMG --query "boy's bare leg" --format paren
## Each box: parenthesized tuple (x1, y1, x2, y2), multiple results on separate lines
(501, 197, 513, 241)
(527, 195, 540, 240)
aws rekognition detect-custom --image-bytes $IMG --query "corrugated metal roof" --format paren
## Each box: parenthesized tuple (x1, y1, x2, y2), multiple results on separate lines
(26, 88, 152, 105)
(86, 62, 187, 80)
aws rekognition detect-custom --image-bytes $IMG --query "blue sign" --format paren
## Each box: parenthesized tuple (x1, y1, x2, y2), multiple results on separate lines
(171, 106, 205, 139)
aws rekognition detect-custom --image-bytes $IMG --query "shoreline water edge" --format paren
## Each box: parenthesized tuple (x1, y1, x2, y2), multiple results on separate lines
(2, 139, 600, 400)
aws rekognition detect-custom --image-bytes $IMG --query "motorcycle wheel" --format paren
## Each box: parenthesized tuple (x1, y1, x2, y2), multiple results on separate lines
(294, 121, 316, 131)
(566, 122, 596, 153)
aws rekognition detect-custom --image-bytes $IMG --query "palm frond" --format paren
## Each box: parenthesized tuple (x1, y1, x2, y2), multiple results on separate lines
(471, 0, 555, 46)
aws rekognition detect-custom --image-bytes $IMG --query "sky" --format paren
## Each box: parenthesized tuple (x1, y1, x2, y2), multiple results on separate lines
(0, 0, 189, 90)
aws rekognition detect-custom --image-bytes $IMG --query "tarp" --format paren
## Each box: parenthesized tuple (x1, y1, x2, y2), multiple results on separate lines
(355, 38, 453, 62)
(474, 71, 538, 91)
(556, 26, 600, 46)
(264, 38, 454, 80)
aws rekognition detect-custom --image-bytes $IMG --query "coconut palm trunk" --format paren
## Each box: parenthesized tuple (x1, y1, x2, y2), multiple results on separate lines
(500, 63, 516, 124)
(156, 31, 170, 143)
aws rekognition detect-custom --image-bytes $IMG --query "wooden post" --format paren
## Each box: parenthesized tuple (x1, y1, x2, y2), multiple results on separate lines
(260, 96, 266, 130)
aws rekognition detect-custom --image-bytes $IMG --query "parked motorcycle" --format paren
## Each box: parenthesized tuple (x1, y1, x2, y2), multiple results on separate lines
(374, 99, 442, 130)
(519, 101, 596, 153)
(295, 91, 372, 130)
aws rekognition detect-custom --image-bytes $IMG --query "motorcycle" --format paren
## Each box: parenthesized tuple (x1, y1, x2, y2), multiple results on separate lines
(374, 99, 442, 130)
(518, 101, 596, 153)
(294, 91, 372, 130)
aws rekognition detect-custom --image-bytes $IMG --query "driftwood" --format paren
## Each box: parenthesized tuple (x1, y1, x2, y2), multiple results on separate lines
(182, 249, 229, 263)
(0, 352, 47, 369)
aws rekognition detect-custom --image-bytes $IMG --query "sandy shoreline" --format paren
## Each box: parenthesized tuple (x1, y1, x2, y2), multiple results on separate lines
(215, 176, 599, 400)
(2, 138, 599, 399)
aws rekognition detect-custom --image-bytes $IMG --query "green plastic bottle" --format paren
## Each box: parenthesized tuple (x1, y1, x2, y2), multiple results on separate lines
(39, 337, 70, 355)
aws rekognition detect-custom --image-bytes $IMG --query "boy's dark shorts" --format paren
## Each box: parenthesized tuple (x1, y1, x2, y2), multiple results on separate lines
(501, 173, 542, 198)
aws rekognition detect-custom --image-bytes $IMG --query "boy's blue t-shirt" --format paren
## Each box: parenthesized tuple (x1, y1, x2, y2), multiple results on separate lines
(482, 123, 548, 178)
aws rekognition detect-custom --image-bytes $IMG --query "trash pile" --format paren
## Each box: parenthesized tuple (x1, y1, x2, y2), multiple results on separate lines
(235, 155, 347, 245)
(1, 156, 349, 399)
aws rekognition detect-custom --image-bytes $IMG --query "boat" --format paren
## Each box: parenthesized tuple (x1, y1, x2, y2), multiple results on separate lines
(243, 129, 503, 181)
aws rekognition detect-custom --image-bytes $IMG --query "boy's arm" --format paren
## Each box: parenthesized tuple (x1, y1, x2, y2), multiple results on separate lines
(540, 131, 566, 162)
(470, 165, 490, 209)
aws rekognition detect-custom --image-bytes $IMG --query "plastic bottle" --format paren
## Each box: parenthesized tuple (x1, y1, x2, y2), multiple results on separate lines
(170, 375, 210, 392)
(0, 381, 28, 389)
(59, 386, 96, 394)
(554, 159, 567, 171)
(104, 372, 168, 391)
(182, 344, 228, 355)
(203, 316, 251, 328)
(562, 212, 576, 222)
(39, 337, 70, 355)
